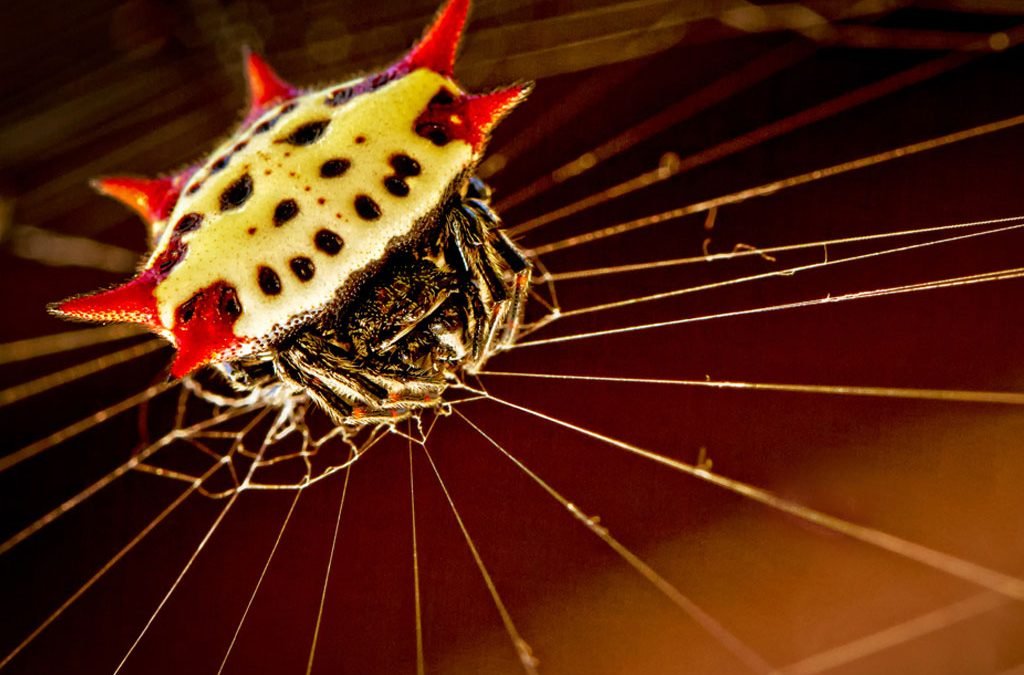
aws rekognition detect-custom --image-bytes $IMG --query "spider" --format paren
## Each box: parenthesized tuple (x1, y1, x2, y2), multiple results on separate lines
(51, 0, 532, 425)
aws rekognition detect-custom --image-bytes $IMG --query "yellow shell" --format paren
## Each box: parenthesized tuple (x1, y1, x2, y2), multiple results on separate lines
(151, 69, 472, 349)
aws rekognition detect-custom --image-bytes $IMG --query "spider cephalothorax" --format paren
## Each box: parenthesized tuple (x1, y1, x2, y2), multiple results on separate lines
(52, 0, 532, 424)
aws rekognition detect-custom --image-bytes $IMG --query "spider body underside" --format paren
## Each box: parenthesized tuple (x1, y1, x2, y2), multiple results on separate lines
(219, 177, 530, 425)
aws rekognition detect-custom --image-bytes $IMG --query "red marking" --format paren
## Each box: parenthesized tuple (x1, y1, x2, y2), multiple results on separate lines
(398, 0, 469, 77)
(52, 275, 160, 328)
(49, 201, 206, 332)
(244, 49, 296, 116)
(414, 84, 530, 152)
(92, 174, 184, 225)
(169, 281, 246, 378)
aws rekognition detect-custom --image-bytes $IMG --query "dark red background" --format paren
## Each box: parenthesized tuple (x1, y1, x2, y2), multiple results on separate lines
(2, 1, 1024, 673)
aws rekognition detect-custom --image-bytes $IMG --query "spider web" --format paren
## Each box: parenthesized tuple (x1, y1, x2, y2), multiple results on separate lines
(4, 1, 1024, 674)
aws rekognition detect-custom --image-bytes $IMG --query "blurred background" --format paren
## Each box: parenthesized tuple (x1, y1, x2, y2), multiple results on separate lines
(3, 0, 1024, 673)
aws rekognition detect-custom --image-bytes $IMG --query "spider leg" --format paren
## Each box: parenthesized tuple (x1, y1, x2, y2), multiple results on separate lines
(278, 332, 448, 424)
(488, 225, 532, 349)
(442, 210, 492, 364)
(446, 197, 532, 369)
(275, 333, 389, 423)
(273, 352, 355, 423)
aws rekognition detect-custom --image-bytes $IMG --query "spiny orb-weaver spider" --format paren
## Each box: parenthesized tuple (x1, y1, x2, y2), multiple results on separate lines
(52, 0, 533, 425)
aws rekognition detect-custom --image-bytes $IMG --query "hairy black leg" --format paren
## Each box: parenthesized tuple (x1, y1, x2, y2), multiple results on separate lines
(491, 228, 531, 274)
(274, 354, 354, 422)
(464, 176, 492, 201)
(485, 226, 532, 349)
(451, 198, 532, 360)
(285, 334, 390, 403)
(442, 215, 490, 362)
(279, 332, 449, 424)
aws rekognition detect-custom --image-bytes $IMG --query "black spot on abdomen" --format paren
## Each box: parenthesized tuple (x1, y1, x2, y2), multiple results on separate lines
(416, 123, 449, 146)
(314, 229, 344, 255)
(290, 256, 315, 281)
(220, 173, 253, 211)
(325, 87, 354, 107)
(384, 177, 409, 197)
(173, 213, 203, 235)
(273, 199, 298, 225)
(254, 119, 276, 134)
(320, 159, 350, 178)
(176, 295, 198, 324)
(354, 195, 381, 220)
(156, 241, 186, 277)
(390, 154, 421, 177)
(258, 266, 282, 296)
(219, 285, 242, 317)
(279, 120, 330, 146)
(430, 88, 455, 106)
(253, 102, 297, 134)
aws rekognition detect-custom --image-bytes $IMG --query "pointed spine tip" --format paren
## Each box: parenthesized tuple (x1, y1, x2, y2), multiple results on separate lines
(463, 82, 532, 150)
(244, 48, 296, 112)
(51, 277, 161, 328)
(402, 0, 471, 76)
(167, 316, 237, 378)
(92, 175, 181, 225)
